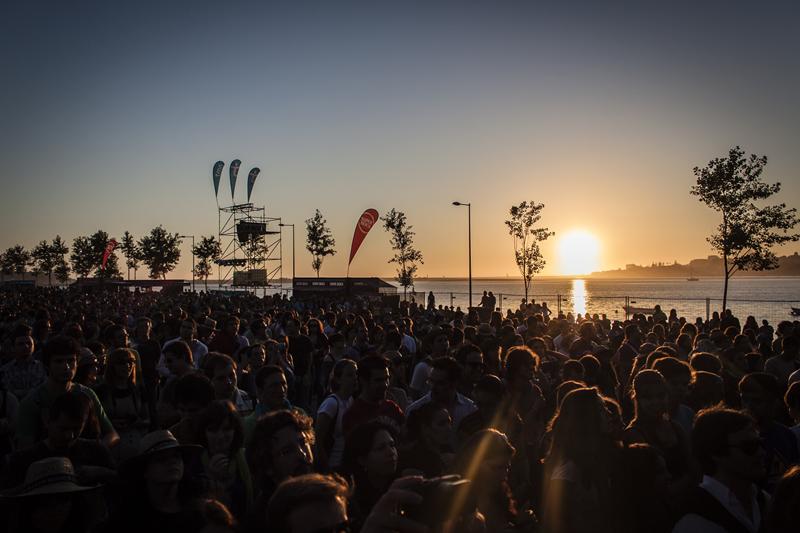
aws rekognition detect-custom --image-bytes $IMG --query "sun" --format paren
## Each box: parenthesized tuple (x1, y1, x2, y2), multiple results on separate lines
(558, 230, 601, 276)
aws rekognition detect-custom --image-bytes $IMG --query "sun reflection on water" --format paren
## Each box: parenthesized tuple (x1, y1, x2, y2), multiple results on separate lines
(572, 279, 587, 317)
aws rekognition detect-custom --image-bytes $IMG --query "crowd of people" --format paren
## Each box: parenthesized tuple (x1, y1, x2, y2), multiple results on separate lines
(0, 286, 799, 533)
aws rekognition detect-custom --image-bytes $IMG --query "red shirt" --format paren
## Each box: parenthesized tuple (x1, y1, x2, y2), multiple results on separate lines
(342, 397, 404, 435)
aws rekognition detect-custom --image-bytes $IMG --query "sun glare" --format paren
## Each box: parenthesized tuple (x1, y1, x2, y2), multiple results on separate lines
(558, 230, 600, 276)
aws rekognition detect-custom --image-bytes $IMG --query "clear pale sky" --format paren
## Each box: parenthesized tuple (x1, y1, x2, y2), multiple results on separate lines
(1, 0, 798, 279)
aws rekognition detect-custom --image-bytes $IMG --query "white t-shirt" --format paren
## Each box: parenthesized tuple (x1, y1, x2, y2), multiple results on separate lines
(317, 393, 353, 468)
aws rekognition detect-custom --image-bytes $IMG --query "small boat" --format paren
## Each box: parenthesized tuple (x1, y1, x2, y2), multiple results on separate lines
(623, 305, 656, 315)
(687, 268, 699, 281)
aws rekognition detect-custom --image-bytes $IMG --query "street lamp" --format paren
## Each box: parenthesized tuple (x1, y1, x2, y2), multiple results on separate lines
(278, 223, 295, 284)
(452, 201, 472, 309)
(179, 235, 195, 292)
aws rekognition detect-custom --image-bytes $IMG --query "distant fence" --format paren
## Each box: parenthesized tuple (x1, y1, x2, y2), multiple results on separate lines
(406, 291, 800, 324)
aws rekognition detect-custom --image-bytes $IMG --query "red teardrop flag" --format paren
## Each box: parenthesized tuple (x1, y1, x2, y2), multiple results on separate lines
(348, 209, 379, 266)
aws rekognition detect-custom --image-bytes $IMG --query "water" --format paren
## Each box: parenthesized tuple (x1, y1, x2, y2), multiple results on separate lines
(195, 277, 800, 324)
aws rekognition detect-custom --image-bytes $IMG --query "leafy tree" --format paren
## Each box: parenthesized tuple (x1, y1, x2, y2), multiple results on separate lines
(32, 240, 58, 285)
(381, 209, 424, 298)
(193, 235, 222, 290)
(0, 250, 12, 281)
(505, 201, 554, 303)
(70, 236, 95, 278)
(120, 231, 141, 280)
(69, 231, 122, 280)
(138, 225, 182, 279)
(50, 236, 70, 285)
(305, 209, 336, 277)
(89, 230, 122, 279)
(3, 245, 31, 281)
(691, 146, 799, 311)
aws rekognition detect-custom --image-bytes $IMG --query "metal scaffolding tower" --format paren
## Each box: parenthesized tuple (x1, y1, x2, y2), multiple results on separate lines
(216, 203, 282, 290)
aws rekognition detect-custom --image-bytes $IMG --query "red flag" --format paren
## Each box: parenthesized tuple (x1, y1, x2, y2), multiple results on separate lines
(101, 239, 118, 270)
(348, 209, 379, 266)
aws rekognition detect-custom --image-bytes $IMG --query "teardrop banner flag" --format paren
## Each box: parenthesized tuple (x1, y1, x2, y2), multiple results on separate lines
(348, 209, 379, 266)
(101, 239, 118, 270)
(246, 167, 260, 202)
(212, 161, 224, 197)
(229, 159, 241, 200)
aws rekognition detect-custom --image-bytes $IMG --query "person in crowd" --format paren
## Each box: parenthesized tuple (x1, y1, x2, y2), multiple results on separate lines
(621, 443, 674, 533)
(2, 457, 105, 533)
(74, 349, 101, 388)
(784, 381, 800, 445)
(672, 406, 769, 533)
(342, 420, 399, 529)
(454, 342, 484, 399)
(315, 358, 357, 471)
(237, 343, 266, 399)
(409, 327, 450, 400)
(738, 372, 799, 490)
(94, 347, 151, 461)
(541, 387, 625, 533)
(384, 350, 410, 410)
(194, 399, 253, 520)
(407, 356, 477, 435)
(243, 365, 299, 445)
(452, 428, 536, 532)
(764, 335, 799, 386)
(342, 355, 404, 435)
(1, 324, 45, 400)
(169, 373, 216, 445)
(208, 315, 249, 359)
(688, 370, 726, 411)
(158, 340, 195, 427)
(690, 352, 723, 375)
(265, 473, 351, 533)
(764, 465, 800, 533)
(652, 357, 696, 439)
(102, 430, 213, 533)
(203, 353, 253, 414)
(2, 390, 115, 488)
(161, 319, 209, 375)
(399, 402, 453, 477)
(246, 408, 315, 531)
(16, 335, 119, 449)
(624, 369, 695, 504)
(244, 317, 270, 346)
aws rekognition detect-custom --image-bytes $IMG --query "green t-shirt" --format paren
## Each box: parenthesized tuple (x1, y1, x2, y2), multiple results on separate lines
(16, 382, 115, 449)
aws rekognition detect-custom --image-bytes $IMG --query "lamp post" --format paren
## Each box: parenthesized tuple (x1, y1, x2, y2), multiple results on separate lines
(279, 223, 295, 283)
(452, 201, 472, 309)
(179, 235, 195, 292)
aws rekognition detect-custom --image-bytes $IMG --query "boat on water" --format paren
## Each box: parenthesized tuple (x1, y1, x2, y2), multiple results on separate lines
(623, 305, 656, 315)
(687, 268, 699, 281)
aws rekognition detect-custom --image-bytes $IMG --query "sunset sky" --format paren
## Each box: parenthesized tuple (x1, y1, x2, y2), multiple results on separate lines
(1, 1, 798, 279)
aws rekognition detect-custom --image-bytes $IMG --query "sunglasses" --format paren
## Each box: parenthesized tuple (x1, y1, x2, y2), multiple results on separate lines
(728, 438, 764, 455)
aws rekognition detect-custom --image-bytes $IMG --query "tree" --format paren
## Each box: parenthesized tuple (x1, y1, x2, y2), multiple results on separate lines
(138, 225, 182, 280)
(69, 231, 122, 280)
(193, 235, 222, 291)
(381, 209, 424, 299)
(305, 210, 336, 277)
(3, 245, 31, 281)
(32, 240, 58, 286)
(50, 236, 70, 285)
(89, 230, 122, 279)
(691, 146, 799, 311)
(70, 236, 95, 278)
(120, 231, 141, 280)
(505, 201, 555, 303)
